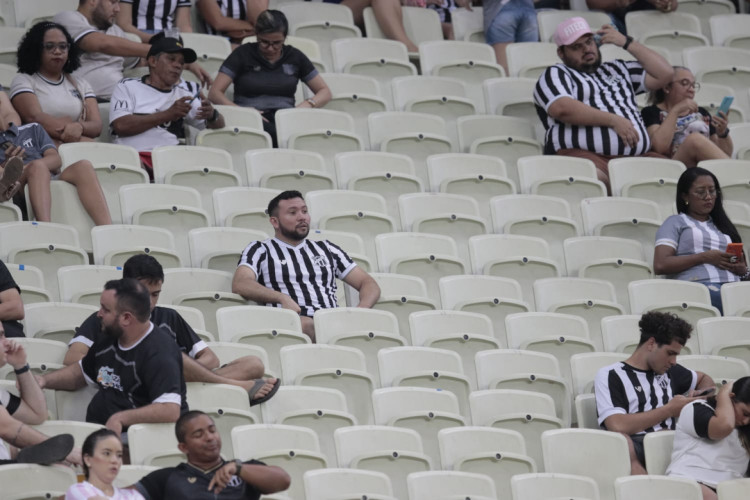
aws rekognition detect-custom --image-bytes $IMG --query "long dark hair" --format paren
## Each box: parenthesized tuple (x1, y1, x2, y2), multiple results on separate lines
(676, 167, 741, 243)
(81, 428, 120, 480)
(17, 22, 81, 75)
(707, 377, 750, 458)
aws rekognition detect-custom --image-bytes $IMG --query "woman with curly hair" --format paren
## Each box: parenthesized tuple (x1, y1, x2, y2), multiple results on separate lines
(1, 22, 110, 225)
(667, 376, 750, 500)
(11, 21, 102, 144)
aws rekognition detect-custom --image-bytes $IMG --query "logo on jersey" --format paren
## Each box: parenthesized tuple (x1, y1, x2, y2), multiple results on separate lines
(228, 475, 243, 487)
(187, 477, 197, 484)
(70, 89, 82, 99)
(635, 386, 642, 392)
(282, 64, 296, 76)
(601, 74, 624, 86)
(96, 366, 122, 390)
(22, 138, 33, 149)
(312, 255, 327, 267)
(113, 100, 129, 111)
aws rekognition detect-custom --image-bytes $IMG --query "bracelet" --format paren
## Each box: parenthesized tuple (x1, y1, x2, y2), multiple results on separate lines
(233, 458, 243, 475)
(207, 108, 219, 123)
(307, 98, 317, 108)
(14, 363, 30, 375)
(718, 128, 730, 138)
(622, 36, 634, 51)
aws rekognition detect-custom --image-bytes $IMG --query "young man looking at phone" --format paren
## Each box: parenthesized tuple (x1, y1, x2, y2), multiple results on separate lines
(109, 37, 224, 169)
(595, 311, 716, 475)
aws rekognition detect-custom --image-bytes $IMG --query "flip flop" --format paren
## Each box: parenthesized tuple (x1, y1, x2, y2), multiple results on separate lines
(16, 433, 74, 465)
(248, 377, 281, 406)
(0, 156, 23, 203)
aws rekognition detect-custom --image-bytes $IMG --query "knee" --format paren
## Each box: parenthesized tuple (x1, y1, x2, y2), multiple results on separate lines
(66, 159, 96, 178)
(682, 132, 711, 149)
(238, 355, 265, 378)
(24, 161, 50, 182)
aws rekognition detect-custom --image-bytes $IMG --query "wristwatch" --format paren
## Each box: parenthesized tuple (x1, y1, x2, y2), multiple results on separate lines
(233, 458, 243, 475)
(718, 128, 730, 139)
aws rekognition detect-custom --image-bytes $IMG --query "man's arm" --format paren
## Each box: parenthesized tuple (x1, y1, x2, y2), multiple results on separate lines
(115, 3, 152, 43)
(0, 288, 24, 321)
(63, 343, 90, 366)
(111, 96, 193, 137)
(342, 267, 380, 308)
(174, 6, 194, 33)
(197, 0, 255, 35)
(596, 24, 673, 90)
(105, 402, 181, 436)
(39, 362, 87, 392)
(232, 266, 300, 313)
(208, 461, 291, 496)
(602, 395, 699, 435)
(77, 31, 149, 58)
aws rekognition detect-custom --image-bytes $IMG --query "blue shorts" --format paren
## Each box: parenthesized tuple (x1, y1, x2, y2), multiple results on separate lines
(485, 0, 539, 45)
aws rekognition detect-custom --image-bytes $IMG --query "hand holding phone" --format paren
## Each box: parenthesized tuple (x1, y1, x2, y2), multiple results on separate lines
(694, 387, 716, 397)
(716, 96, 733, 117)
(727, 243, 743, 263)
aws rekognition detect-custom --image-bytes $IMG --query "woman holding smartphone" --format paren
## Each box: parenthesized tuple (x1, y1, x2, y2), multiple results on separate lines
(666, 377, 750, 500)
(654, 167, 748, 314)
(641, 66, 732, 167)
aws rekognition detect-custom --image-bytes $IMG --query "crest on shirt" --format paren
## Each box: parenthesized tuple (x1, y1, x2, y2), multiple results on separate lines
(96, 366, 122, 390)
(601, 74, 624, 86)
(312, 255, 327, 267)
(70, 89, 82, 99)
(187, 477, 196, 484)
(22, 138, 33, 149)
(635, 386, 642, 392)
(228, 475, 243, 487)
(282, 64, 296, 76)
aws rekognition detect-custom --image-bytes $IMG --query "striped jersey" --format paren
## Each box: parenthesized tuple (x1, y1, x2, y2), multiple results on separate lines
(122, 0, 191, 32)
(238, 238, 356, 316)
(534, 59, 651, 156)
(595, 361, 697, 434)
(199, 0, 247, 35)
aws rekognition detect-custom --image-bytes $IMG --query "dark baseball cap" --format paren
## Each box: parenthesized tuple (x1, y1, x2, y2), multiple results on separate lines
(147, 37, 197, 64)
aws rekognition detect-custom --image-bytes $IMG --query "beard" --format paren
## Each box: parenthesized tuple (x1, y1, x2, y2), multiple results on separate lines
(92, 11, 114, 31)
(279, 223, 309, 242)
(102, 322, 124, 340)
(563, 49, 602, 74)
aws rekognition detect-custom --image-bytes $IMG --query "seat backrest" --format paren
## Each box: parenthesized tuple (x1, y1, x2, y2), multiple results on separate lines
(580, 197, 662, 234)
(0, 221, 81, 260)
(698, 159, 750, 184)
(398, 192, 482, 230)
(334, 425, 426, 466)
(505, 42, 558, 77)
(372, 386, 462, 424)
(419, 40, 499, 75)
(275, 108, 357, 148)
(709, 14, 750, 46)
(368, 111, 448, 150)
(608, 157, 686, 196)
(409, 309, 494, 345)
(375, 232, 460, 272)
(119, 184, 204, 222)
(151, 145, 234, 182)
(231, 423, 322, 459)
(304, 469, 394, 500)
(570, 352, 629, 395)
(615, 473, 702, 500)
(57, 265, 122, 303)
(305, 189, 390, 227)
(628, 279, 713, 313)
(159, 268, 234, 303)
(451, 7, 484, 42)
(320, 72, 382, 96)
(91, 224, 177, 266)
(683, 46, 750, 73)
(245, 148, 329, 185)
(280, 1, 356, 26)
(468, 234, 554, 274)
(457, 114, 536, 149)
(470, 389, 558, 425)
(212, 186, 280, 227)
(512, 472, 601, 500)
(625, 11, 704, 40)
(490, 194, 574, 232)
(187, 227, 267, 268)
(505, 312, 592, 348)
(537, 10, 612, 43)
(600, 315, 642, 353)
(564, 236, 648, 275)
(280, 344, 368, 383)
(377, 346, 465, 387)
(438, 426, 527, 467)
(533, 277, 618, 312)
(314, 307, 400, 344)
(721, 282, 750, 317)
(58, 142, 141, 168)
(439, 274, 524, 308)
(407, 471, 497, 500)
(213, 105, 265, 129)
(261, 385, 350, 423)
(335, 151, 416, 189)
(216, 305, 303, 340)
(517, 155, 599, 193)
(391, 75, 469, 111)
(331, 37, 411, 72)
(482, 77, 539, 114)
(475, 349, 562, 390)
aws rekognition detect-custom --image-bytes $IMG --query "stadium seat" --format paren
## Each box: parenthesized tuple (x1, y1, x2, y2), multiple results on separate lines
(364, 6, 443, 54)
(505, 312, 596, 410)
(232, 424, 327, 500)
(368, 111, 454, 185)
(369, 273, 439, 341)
(375, 232, 466, 303)
(119, 184, 211, 266)
(31, 420, 103, 449)
(628, 279, 720, 339)
(409, 310, 498, 389)
(683, 46, 750, 113)
(215, 306, 308, 376)
(334, 151, 423, 221)
(537, 10, 611, 43)
(678, 354, 750, 384)
(307, 228, 373, 273)
(55, 385, 97, 422)
(0, 337, 66, 380)
(58, 142, 147, 224)
(22, 303, 97, 344)
(721, 282, 750, 317)
(304, 469, 395, 500)
(407, 470, 496, 500)
(195, 127, 272, 182)
(511, 472, 601, 500)
(695, 83, 745, 124)
(180, 32, 231, 76)
(306, 189, 397, 263)
(625, 11, 708, 63)
(57, 265, 122, 306)
(616, 475, 702, 500)
(212, 186, 280, 230)
(697, 317, 750, 366)
(245, 149, 334, 195)
(0, 464, 76, 500)
(475, 349, 570, 426)
(204, 342, 270, 376)
(505, 42, 559, 79)
(709, 14, 750, 49)
(314, 307, 406, 380)
(717, 478, 750, 500)
(732, 123, 750, 161)
(607, 157, 685, 217)
(261, 386, 356, 468)
(5, 263, 51, 304)
(482, 77, 543, 138)
(162, 304, 212, 342)
(533, 277, 625, 351)
(601, 315, 643, 354)
(372, 386, 466, 469)
(334, 425, 431, 500)
(128, 422, 185, 466)
(677, 0, 735, 38)
(113, 465, 160, 488)
(490, 195, 580, 275)
(187, 227, 266, 273)
(575, 393, 599, 430)
(451, 7, 485, 42)
(438, 427, 535, 499)
(318, 73, 388, 149)
(542, 428, 630, 500)
(159, 268, 247, 335)
(456, 115, 541, 187)
(377, 346, 472, 418)
(0, 26, 25, 64)
(563, 236, 653, 311)
(570, 352, 629, 396)
(439, 274, 529, 347)
(91, 224, 182, 268)
(697, 159, 750, 205)
(470, 389, 563, 472)
(275, 108, 363, 169)
(0, 200, 21, 224)
(642, 430, 675, 475)
(580, 197, 662, 267)
(280, 344, 376, 425)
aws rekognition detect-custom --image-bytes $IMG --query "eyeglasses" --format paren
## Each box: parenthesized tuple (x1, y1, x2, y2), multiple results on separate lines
(671, 79, 700, 91)
(257, 38, 284, 48)
(43, 42, 70, 52)
(691, 188, 718, 199)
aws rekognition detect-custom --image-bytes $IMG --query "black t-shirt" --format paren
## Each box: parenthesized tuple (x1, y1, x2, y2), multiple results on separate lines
(0, 260, 24, 338)
(70, 306, 206, 358)
(219, 43, 318, 111)
(80, 323, 187, 425)
(136, 459, 266, 500)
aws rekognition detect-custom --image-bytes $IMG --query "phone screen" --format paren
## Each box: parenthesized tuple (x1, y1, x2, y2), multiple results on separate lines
(716, 96, 734, 116)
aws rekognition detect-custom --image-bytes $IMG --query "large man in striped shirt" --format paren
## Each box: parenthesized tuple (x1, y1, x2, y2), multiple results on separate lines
(533, 17, 674, 191)
(232, 190, 381, 342)
(595, 311, 715, 475)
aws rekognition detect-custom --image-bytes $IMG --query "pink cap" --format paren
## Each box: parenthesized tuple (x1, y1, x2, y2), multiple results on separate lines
(553, 17, 593, 47)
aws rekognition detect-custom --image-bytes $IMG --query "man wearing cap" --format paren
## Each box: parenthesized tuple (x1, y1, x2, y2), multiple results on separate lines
(533, 18, 673, 191)
(109, 37, 225, 165)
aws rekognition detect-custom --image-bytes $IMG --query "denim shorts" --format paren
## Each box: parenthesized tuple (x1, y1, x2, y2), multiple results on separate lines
(486, 0, 539, 45)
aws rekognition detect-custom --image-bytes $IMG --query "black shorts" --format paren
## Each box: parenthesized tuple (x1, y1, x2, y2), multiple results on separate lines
(630, 433, 646, 467)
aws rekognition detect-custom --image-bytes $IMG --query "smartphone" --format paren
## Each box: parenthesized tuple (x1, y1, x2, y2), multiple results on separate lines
(186, 87, 202, 104)
(695, 387, 716, 397)
(716, 96, 734, 117)
(727, 242, 743, 263)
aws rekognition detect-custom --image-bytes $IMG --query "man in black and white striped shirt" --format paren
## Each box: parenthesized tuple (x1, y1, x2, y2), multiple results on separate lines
(233, 190, 381, 341)
(594, 311, 715, 474)
(533, 17, 673, 191)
